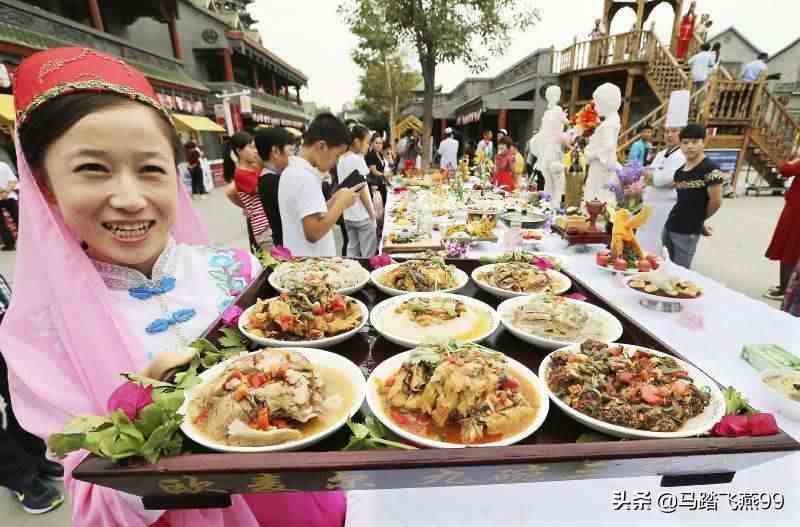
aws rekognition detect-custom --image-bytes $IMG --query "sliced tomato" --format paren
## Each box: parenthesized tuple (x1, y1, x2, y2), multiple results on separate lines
(276, 314, 295, 331)
(226, 370, 243, 382)
(194, 407, 209, 425)
(500, 376, 520, 391)
(384, 375, 396, 387)
(312, 304, 325, 316)
(671, 380, 690, 396)
(640, 384, 665, 405)
(256, 408, 270, 430)
(329, 296, 347, 312)
(391, 409, 409, 425)
(616, 372, 635, 385)
(248, 373, 267, 389)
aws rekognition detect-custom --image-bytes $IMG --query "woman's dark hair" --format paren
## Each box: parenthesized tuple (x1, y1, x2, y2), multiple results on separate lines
(303, 112, 350, 148)
(254, 127, 292, 162)
(223, 131, 253, 182)
(712, 42, 721, 51)
(348, 124, 370, 145)
(370, 134, 384, 146)
(19, 92, 181, 180)
(499, 135, 513, 147)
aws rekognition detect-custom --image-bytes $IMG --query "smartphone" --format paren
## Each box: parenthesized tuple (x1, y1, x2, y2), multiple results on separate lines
(340, 169, 367, 189)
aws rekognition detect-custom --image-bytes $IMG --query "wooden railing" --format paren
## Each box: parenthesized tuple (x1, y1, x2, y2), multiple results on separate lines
(616, 84, 710, 154)
(553, 31, 655, 74)
(750, 87, 800, 162)
(702, 79, 762, 123)
(646, 38, 689, 101)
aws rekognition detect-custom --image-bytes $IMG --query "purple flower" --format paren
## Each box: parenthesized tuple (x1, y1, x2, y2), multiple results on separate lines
(221, 305, 243, 328)
(270, 246, 293, 261)
(538, 191, 552, 202)
(107, 382, 154, 421)
(566, 292, 588, 302)
(369, 253, 393, 269)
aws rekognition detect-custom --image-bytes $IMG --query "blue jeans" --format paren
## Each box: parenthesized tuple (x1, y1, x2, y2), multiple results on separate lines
(662, 228, 700, 269)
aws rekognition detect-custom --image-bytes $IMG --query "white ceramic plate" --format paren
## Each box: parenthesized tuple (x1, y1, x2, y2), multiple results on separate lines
(370, 292, 499, 348)
(366, 347, 549, 448)
(268, 259, 370, 296)
(593, 261, 641, 275)
(471, 264, 572, 299)
(624, 274, 704, 305)
(759, 368, 800, 422)
(539, 344, 726, 439)
(179, 348, 366, 453)
(239, 297, 368, 348)
(497, 296, 624, 350)
(370, 263, 470, 297)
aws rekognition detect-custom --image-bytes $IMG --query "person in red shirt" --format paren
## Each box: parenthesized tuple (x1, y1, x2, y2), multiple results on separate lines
(764, 158, 800, 301)
(493, 135, 517, 191)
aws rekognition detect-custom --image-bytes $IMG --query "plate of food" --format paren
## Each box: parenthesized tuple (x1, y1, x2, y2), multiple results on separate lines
(520, 229, 544, 244)
(500, 210, 547, 229)
(444, 218, 498, 242)
(240, 284, 368, 348)
(539, 340, 726, 439)
(371, 258, 469, 296)
(625, 274, 704, 303)
(268, 257, 370, 296)
(370, 293, 499, 348)
(497, 295, 623, 350)
(594, 249, 660, 275)
(180, 348, 366, 452)
(472, 263, 572, 299)
(486, 250, 568, 271)
(366, 342, 549, 448)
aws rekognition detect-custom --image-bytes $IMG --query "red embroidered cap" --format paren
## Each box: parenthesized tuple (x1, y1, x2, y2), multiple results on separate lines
(13, 47, 172, 130)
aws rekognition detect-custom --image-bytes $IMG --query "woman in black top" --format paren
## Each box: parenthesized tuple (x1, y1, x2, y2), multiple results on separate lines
(254, 127, 294, 247)
(365, 135, 389, 208)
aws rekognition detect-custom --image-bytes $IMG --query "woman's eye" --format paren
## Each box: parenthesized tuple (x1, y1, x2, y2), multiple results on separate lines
(76, 163, 108, 173)
(142, 165, 167, 174)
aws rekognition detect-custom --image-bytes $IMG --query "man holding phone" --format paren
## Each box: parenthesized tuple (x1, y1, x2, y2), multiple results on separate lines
(278, 113, 363, 256)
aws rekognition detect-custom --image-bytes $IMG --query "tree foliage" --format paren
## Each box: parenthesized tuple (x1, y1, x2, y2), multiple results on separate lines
(355, 54, 421, 136)
(340, 0, 542, 166)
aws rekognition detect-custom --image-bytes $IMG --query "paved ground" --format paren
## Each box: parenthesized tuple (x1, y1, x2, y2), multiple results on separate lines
(0, 188, 787, 525)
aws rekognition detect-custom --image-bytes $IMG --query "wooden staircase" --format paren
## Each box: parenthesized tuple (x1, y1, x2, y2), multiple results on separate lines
(746, 88, 800, 189)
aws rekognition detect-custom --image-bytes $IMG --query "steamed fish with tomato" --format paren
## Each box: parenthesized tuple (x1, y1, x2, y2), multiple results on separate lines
(378, 343, 538, 444)
(547, 340, 710, 432)
(188, 349, 353, 446)
(246, 284, 362, 341)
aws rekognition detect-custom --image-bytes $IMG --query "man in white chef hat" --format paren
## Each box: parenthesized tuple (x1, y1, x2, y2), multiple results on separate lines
(637, 90, 690, 254)
(437, 127, 460, 170)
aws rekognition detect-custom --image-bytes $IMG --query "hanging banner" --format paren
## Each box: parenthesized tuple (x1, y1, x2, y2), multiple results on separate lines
(194, 101, 204, 115)
(175, 97, 184, 111)
(230, 103, 243, 133)
(240, 94, 252, 115)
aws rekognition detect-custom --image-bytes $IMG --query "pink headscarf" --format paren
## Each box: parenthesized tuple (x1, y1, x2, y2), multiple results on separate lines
(0, 48, 343, 527)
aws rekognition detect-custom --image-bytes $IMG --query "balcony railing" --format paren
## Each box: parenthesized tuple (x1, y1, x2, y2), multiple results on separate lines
(553, 30, 656, 74)
(205, 81, 308, 119)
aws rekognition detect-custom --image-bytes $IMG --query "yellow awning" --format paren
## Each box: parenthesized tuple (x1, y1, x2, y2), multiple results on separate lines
(0, 94, 14, 125)
(172, 113, 225, 133)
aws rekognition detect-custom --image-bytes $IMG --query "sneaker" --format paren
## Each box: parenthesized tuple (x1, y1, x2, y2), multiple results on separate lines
(10, 477, 64, 515)
(763, 287, 785, 301)
(39, 459, 64, 481)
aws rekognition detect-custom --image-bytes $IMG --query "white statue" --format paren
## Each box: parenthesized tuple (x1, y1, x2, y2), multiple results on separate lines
(528, 85, 568, 208)
(584, 83, 622, 205)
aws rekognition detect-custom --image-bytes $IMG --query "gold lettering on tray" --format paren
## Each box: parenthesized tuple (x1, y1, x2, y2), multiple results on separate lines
(158, 476, 227, 495)
(492, 465, 549, 484)
(326, 472, 376, 490)
(419, 468, 478, 486)
(248, 474, 288, 492)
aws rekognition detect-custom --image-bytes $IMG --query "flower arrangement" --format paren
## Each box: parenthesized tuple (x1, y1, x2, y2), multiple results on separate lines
(570, 102, 600, 138)
(607, 160, 646, 212)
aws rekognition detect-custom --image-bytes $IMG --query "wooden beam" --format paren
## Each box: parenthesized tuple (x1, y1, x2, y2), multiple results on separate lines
(635, 0, 646, 31)
(621, 71, 636, 132)
(222, 48, 234, 82)
(167, 16, 183, 61)
(87, 0, 105, 33)
(569, 74, 580, 116)
(602, 0, 612, 33)
(732, 128, 752, 192)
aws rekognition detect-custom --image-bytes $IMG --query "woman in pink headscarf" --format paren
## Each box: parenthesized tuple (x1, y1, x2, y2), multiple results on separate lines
(0, 47, 345, 527)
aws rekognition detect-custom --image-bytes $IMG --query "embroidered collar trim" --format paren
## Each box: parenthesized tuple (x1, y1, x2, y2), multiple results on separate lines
(92, 238, 178, 290)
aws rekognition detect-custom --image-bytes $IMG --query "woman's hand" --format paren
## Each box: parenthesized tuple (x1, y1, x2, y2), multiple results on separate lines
(139, 348, 195, 381)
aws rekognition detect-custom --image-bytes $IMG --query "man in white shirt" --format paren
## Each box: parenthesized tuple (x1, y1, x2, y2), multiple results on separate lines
(638, 127, 686, 254)
(741, 52, 769, 81)
(437, 128, 459, 170)
(475, 129, 494, 160)
(278, 113, 362, 256)
(0, 160, 18, 251)
(687, 43, 716, 91)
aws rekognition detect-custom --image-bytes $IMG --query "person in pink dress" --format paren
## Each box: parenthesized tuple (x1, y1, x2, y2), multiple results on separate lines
(0, 47, 345, 527)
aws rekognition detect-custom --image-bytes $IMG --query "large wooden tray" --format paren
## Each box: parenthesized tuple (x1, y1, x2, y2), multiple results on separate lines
(551, 224, 611, 247)
(74, 259, 799, 509)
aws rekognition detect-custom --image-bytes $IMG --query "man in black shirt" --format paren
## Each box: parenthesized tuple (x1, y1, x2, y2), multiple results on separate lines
(662, 124, 724, 268)
(255, 127, 294, 247)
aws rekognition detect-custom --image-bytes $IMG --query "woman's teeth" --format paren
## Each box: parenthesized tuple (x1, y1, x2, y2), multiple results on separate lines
(103, 221, 154, 239)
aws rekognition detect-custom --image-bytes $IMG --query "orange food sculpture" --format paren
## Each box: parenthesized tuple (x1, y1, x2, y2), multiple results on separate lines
(610, 206, 652, 261)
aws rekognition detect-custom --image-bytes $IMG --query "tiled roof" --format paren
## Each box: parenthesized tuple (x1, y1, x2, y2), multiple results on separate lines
(227, 31, 308, 84)
(0, 20, 208, 93)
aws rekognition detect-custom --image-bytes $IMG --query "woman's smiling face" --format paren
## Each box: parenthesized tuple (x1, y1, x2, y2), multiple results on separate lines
(42, 103, 178, 276)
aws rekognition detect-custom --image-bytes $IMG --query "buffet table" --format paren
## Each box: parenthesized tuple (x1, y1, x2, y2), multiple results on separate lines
(71, 186, 800, 523)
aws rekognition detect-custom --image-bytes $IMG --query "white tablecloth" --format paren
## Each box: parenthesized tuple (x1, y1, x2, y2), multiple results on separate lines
(348, 192, 800, 526)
